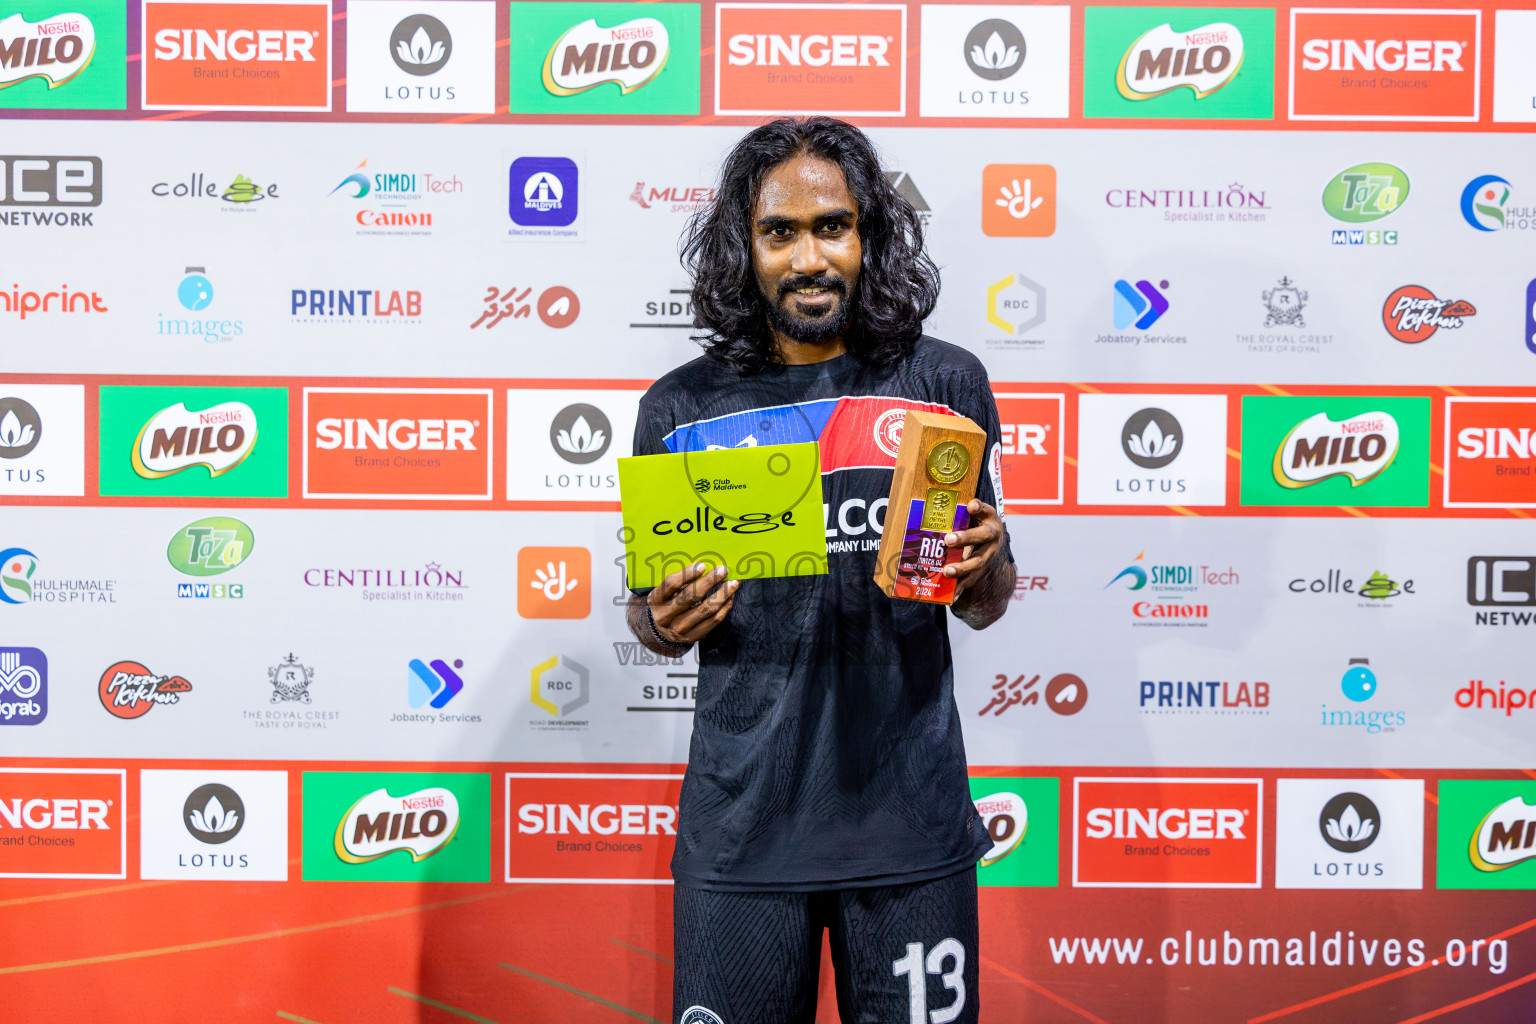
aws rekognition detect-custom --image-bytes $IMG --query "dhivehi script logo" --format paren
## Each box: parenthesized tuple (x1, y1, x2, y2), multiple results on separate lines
(541, 17, 670, 96)
(976, 791, 1027, 867)
(1116, 22, 1243, 101)
(0, 12, 97, 92)
(333, 786, 460, 864)
(1471, 796, 1536, 872)
(1273, 411, 1399, 489)
(131, 401, 257, 479)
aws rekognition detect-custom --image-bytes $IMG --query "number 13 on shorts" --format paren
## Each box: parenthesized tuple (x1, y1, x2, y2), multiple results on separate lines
(893, 938, 966, 1024)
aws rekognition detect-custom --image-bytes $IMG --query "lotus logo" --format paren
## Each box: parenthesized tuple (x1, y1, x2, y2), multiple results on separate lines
(183, 783, 245, 844)
(0, 399, 41, 458)
(1319, 792, 1379, 853)
(1273, 411, 1399, 489)
(1471, 796, 1536, 871)
(391, 15, 451, 76)
(964, 19, 1025, 80)
(335, 786, 460, 864)
(1116, 22, 1244, 101)
(1121, 408, 1181, 469)
(0, 547, 38, 604)
(975, 791, 1027, 867)
(550, 403, 612, 464)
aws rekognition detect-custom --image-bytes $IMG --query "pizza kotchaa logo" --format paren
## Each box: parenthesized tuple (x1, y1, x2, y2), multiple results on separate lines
(1239, 396, 1429, 508)
(301, 771, 489, 881)
(507, 2, 700, 114)
(97, 385, 288, 498)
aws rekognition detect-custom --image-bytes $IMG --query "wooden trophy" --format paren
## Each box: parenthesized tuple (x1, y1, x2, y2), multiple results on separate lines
(873, 409, 987, 604)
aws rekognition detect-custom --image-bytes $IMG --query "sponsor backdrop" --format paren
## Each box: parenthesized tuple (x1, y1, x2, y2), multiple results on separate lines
(1, 1, 1534, 1022)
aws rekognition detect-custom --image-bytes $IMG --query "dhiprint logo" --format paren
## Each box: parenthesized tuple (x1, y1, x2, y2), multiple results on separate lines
(183, 783, 244, 844)
(132, 400, 257, 479)
(0, 648, 46, 725)
(98, 660, 191, 719)
(981, 164, 1055, 237)
(1462, 175, 1511, 231)
(390, 14, 450, 75)
(551, 404, 611, 464)
(1122, 408, 1181, 469)
(518, 546, 590, 619)
(407, 658, 464, 710)
(0, 397, 41, 459)
(1112, 279, 1169, 330)
(1381, 286, 1475, 344)
(1319, 792, 1379, 854)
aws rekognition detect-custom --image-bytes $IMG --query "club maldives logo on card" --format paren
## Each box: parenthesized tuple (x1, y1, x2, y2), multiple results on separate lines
(1289, 8, 1481, 121)
(302, 388, 493, 500)
(715, 4, 906, 116)
(0, 768, 125, 878)
(142, 0, 333, 111)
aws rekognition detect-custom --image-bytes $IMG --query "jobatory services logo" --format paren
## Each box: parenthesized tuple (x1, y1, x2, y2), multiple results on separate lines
(0, 767, 125, 878)
(1099, 279, 1187, 347)
(1274, 779, 1425, 889)
(0, 647, 46, 725)
(345, 1, 496, 113)
(302, 387, 493, 501)
(98, 659, 191, 719)
(518, 546, 590, 619)
(970, 778, 1059, 886)
(159, 265, 244, 344)
(1466, 555, 1536, 627)
(1381, 286, 1475, 344)
(1, 546, 116, 606)
(1074, 777, 1263, 888)
(918, 5, 1072, 118)
(1138, 677, 1269, 716)
(507, 2, 699, 114)
(303, 771, 489, 881)
(0, 4, 126, 110)
(1076, 393, 1228, 506)
(98, 385, 288, 498)
(505, 153, 583, 241)
(980, 671, 1087, 717)
(407, 657, 464, 710)
(981, 163, 1055, 237)
(993, 393, 1063, 505)
(1103, 549, 1238, 627)
(1437, 781, 1536, 889)
(715, 3, 905, 116)
(506, 772, 683, 882)
(1323, 162, 1407, 245)
(0, 385, 85, 495)
(139, 770, 289, 880)
(1083, 6, 1273, 119)
(1239, 396, 1429, 507)
(142, 0, 332, 111)
(1289, 8, 1480, 121)
(1446, 398, 1536, 507)
(984, 272, 1046, 350)
(0, 154, 102, 228)
(1321, 657, 1406, 734)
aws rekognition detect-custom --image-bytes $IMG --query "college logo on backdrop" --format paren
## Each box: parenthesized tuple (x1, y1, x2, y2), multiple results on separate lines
(1445, 399, 1536, 507)
(0, 768, 125, 878)
(143, 0, 331, 111)
(1289, 8, 1481, 121)
(1239, 396, 1429, 508)
(969, 778, 1059, 887)
(0, 385, 85, 496)
(1437, 781, 1536, 889)
(98, 386, 288, 498)
(917, 5, 1072, 118)
(506, 772, 682, 882)
(1274, 779, 1424, 889)
(1074, 777, 1263, 887)
(507, 2, 699, 114)
(0, 4, 126, 110)
(0, 154, 103, 229)
(138, 770, 288, 880)
(302, 771, 489, 881)
(1076, 393, 1228, 506)
(1381, 286, 1475, 344)
(98, 659, 192, 719)
(345, 1, 496, 113)
(302, 387, 493, 500)
(715, 4, 906, 116)
(993, 394, 1063, 506)
(1083, 7, 1274, 119)
(0, 647, 46, 725)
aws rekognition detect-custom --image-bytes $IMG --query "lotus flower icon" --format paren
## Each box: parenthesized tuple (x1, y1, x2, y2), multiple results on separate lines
(556, 415, 605, 456)
(1127, 418, 1177, 460)
(971, 31, 1020, 72)
(1319, 791, 1381, 853)
(1121, 408, 1182, 469)
(191, 794, 239, 835)
(0, 409, 35, 451)
(398, 26, 445, 67)
(183, 783, 246, 844)
(1325, 802, 1374, 844)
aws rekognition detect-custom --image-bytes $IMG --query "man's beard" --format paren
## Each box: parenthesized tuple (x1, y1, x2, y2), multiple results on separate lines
(765, 274, 853, 344)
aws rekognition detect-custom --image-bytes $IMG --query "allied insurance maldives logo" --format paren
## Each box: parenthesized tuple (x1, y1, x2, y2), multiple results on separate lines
(1074, 777, 1263, 887)
(142, 0, 332, 112)
(0, 4, 127, 111)
(1083, 6, 1274, 119)
(98, 385, 289, 498)
(715, 4, 907, 117)
(1239, 396, 1430, 508)
(302, 387, 493, 500)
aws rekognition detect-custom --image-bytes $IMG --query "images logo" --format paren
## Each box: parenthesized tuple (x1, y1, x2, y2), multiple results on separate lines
(1074, 777, 1263, 887)
(1322, 658, 1406, 734)
(1112, 279, 1169, 329)
(509, 2, 699, 114)
(1446, 399, 1536, 508)
(0, 768, 125, 878)
(1462, 175, 1511, 231)
(1240, 396, 1430, 507)
(0, 648, 46, 725)
(407, 658, 463, 709)
(1381, 286, 1475, 344)
(303, 771, 489, 881)
(160, 266, 244, 344)
(1438, 782, 1536, 889)
(143, 0, 332, 112)
(98, 660, 191, 719)
(518, 546, 590, 619)
(981, 164, 1055, 237)
(303, 387, 493, 500)
(1083, 7, 1273, 119)
(0, 4, 126, 110)
(167, 517, 254, 577)
(1323, 163, 1409, 224)
(716, 3, 905, 116)
(183, 783, 243, 844)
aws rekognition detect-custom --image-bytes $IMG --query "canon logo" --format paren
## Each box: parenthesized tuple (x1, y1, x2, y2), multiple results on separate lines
(1084, 806, 1246, 840)
(0, 797, 111, 829)
(726, 33, 889, 67)
(314, 418, 476, 451)
(152, 28, 317, 63)
(517, 802, 678, 835)
(1299, 38, 1463, 73)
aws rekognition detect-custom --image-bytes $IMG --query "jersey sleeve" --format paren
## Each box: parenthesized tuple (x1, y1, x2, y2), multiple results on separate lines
(948, 361, 1016, 569)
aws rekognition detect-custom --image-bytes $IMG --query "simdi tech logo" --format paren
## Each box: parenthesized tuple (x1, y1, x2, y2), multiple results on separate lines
(98, 385, 289, 498)
(715, 3, 906, 117)
(1239, 395, 1429, 507)
(1444, 398, 1536, 508)
(1073, 777, 1263, 888)
(302, 771, 489, 881)
(1083, 7, 1274, 120)
(1437, 781, 1536, 889)
(142, 0, 332, 112)
(0, 3, 126, 110)
(969, 777, 1059, 887)
(0, 767, 125, 878)
(507, 2, 699, 115)
(346, 1, 497, 113)
(1289, 8, 1481, 122)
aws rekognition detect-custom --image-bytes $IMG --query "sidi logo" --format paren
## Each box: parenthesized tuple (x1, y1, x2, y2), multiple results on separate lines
(303, 388, 493, 500)
(1074, 777, 1263, 887)
(1290, 9, 1481, 122)
(143, 0, 332, 112)
(715, 4, 906, 116)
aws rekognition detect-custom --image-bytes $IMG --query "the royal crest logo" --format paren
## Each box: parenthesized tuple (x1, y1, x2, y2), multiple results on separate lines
(98, 659, 191, 719)
(269, 652, 314, 704)
(1116, 21, 1243, 101)
(334, 786, 460, 863)
(1470, 796, 1536, 872)
(0, 12, 96, 92)
(1262, 277, 1307, 327)
(1273, 412, 1400, 489)
(1381, 286, 1476, 344)
(542, 17, 669, 96)
(131, 401, 257, 479)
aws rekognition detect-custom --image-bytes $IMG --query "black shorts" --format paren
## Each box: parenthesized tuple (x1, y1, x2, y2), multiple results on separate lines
(673, 867, 979, 1024)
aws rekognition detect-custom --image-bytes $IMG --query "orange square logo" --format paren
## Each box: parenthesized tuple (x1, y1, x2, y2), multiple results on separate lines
(0, 769, 125, 878)
(1289, 9, 1481, 121)
(517, 547, 590, 619)
(1445, 398, 1536, 507)
(1074, 778, 1262, 888)
(143, 0, 333, 111)
(715, 4, 906, 116)
(993, 393, 1064, 505)
(303, 388, 493, 500)
(982, 165, 1056, 237)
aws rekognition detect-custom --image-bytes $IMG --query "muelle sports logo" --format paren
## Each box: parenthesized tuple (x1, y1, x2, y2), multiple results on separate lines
(132, 400, 256, 479)
(98, 659, 191, 719)
(543, 16, 669, 95)
(1273, 411, 1399, 488)
(334, 786, 460, 864)
(0, 12, 96, 92)
(1116, 20, 1244, 101)
(1381, 286, 1475, 344)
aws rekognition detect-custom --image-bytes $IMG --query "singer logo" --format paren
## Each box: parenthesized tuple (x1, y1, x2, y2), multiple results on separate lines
(303, 388, 493, 500)
(143, 0, 332, 111)
(994, 393, 1064, 505)
(1289, 8, 1481, 121)
(1074, 777, 1263, 887)
(1445, 399, 1536, 507)
(715, 4, 906, 116)
(132, 401, 257, 479)
(505, 772, 683, 882)
(0, 768, 125, 878)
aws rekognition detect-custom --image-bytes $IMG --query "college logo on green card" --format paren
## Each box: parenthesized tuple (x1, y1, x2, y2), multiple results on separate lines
(1239, 396, 1429, 508)
(1083, 7, 1273, 120)
(98, 386, 288, 498)
(508, 2, 700, 114)
(970, 777, 1059, 887)
(0, 2, 127, 110)
(1437, 781, 1536, 890)
(302, 772, 490, 882)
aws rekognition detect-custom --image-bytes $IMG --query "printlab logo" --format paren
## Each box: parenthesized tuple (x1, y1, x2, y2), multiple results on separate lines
(470, 285, 579, 329)
(407, 658, 464, 709)
(183, 783, 243, 844)
(159, 266, 244, 344)
(99, 660, 191, 719)
(269, 652, 314, 704)
(1319, 792, 1379, 854)
(551, 404, 611, 464)
(518, 546, 590, 619)
(0, 647, 46, 725)
(985, 273, 1046, 348)
(0, 6, 127, 111)
(1462, 175, 1512, 232)
(981, 164, 1055, 237)
(1121, 408, 1181, 469)
(0, 397, 41, 459)
(979, 672, 1087, 716)
(1381, 286, 1475, 344)
(1112, 279, 1169, 329)
(1138, 677, 1269, 716)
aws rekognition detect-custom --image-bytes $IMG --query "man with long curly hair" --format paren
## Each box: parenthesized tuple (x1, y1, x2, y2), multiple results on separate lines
(626, 117, 1016, 1024)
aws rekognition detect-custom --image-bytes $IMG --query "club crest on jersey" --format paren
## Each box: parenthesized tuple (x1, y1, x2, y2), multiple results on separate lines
(680, 1008, 725, 1024)
(872, 407, 908, 458)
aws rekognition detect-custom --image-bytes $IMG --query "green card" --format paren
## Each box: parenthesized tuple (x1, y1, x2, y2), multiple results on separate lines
(1083, 7, 1274, 120)
(0, 2, 127, 110)
(98, 385, 289, 498)
(1239, 395, 1429, 508)
(1436, 781, 1536, 890)
(619, 442, 827, 587)
(302, 771, 490, 882)
(970, 777, 1060, 887)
